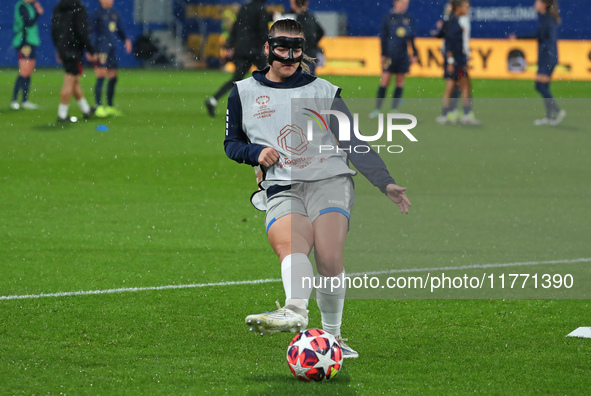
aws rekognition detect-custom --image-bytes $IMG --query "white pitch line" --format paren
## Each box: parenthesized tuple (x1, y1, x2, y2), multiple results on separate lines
(1, 257, 589, 301)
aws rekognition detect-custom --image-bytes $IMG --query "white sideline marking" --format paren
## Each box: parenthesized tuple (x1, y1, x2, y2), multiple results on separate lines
(566, 327, 591, 338)
(1, 257, 589, 301)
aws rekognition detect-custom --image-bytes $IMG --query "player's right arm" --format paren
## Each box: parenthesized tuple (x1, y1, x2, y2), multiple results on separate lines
(224, 86, 267, 166)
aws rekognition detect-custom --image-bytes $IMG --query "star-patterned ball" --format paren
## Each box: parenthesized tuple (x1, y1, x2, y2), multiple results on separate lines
(286, 329, 343, 382)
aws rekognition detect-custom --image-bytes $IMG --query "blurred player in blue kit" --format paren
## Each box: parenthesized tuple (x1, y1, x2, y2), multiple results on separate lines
(224, 19, 411, 359)
(11, 0, 44, 110)
(370, 0, 418, 118)
(91, 0, 132, 117)
(531, 0, 565, 126)
(511, 0, 565, 126)
(436, 0, 480, 125)
(433, 0, 472, 124)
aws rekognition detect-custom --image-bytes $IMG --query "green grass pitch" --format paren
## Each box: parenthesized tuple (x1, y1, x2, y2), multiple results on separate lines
(1, 68, 590, 394)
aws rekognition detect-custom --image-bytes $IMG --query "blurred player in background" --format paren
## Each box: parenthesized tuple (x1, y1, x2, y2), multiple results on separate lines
(91, 0, 132, 118)
(370, 0, 418, 118)
(434, 0, 471, 124)
(205, 0, 272, 117)
(51, 0, 96, 122)
(224, 19, 411, 359)
(11, 0, 44, 110)
(436, 0, 480, 125)
(288, 0, 324, 75)
(531, 0, 565, 126)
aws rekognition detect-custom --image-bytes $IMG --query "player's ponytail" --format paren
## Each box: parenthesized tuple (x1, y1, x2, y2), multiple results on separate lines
(268, 18, 315, 74)
(542, 0, 561, 24)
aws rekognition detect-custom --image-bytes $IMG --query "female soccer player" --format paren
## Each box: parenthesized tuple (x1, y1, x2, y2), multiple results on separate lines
(91, 0, 132, 118)
(224, 19, 411, 359)
(370, 0, 418, 118)
(532, 0, 565, 126)
(11, 0, 44, 110)
(434, 0, 471, 124)
(437, 0, 480, 125)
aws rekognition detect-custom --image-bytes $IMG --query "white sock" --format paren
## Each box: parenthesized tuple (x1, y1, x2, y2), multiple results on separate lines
(316, 270, 347, 337)
(281, 253, 314, 312)
(77, 98, 90, 114)
(58, 104, 69, 119)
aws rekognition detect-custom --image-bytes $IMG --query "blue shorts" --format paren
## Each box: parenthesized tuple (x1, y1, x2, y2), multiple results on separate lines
(537, 62, 556, 76)
(95, 45, 118, 69)
(384, 56, 410, 74)
(17, 45, 37, 60)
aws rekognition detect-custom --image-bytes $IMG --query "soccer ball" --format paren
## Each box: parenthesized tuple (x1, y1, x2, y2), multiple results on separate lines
(286, 329, 343, 382)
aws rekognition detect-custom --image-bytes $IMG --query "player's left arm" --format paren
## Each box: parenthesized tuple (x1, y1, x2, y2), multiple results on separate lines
(114, 13, 132, 53)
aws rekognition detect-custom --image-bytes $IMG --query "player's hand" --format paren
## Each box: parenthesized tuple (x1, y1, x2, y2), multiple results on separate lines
(34, 2, 44, 15)
(508, 34, 517, 40)
(56, 52, 62, 64)
(411, 56, 418, 64)
(125, 39, 132, 54)
(258, 147, 280, 167)
(385, 184, 411, 214)
(447, 63, 455, 75)
(86, 53, 98, 62)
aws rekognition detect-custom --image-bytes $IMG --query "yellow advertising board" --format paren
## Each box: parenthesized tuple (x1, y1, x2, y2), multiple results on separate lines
(316, 37, 591, 81)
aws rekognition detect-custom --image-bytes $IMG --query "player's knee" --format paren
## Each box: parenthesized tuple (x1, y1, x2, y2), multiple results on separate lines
(315, 251, 343, 273)
(272, 242, 292, 260)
